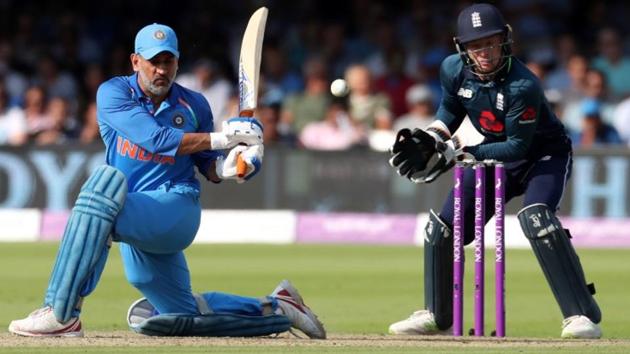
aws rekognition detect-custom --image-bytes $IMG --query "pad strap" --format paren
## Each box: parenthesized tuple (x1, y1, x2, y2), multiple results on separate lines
(193, 293, 213, 315)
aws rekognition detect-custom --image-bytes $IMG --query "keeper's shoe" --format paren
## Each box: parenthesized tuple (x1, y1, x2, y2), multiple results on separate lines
(561, 315, 602, 339)
(8, 307, 83, 337)
(388, 310, 451, 335)
(271, 280, 326, 339)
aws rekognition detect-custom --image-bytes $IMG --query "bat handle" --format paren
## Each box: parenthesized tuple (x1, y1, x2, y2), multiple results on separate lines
(236, 151, 247, 178)
(235, 110, 255, 178)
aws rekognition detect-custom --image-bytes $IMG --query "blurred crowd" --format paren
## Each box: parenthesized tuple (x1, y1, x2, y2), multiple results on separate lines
(1, 0, 629, 150)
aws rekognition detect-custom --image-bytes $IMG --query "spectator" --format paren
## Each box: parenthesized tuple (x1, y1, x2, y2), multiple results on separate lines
(0, 81, 27, 145)
(545, 34, 579, 93)
(345, 64, 392, 130)
(365, 20, 398, 79)
(0, 40, 28, 106)
(279, 57, 331, 136)
(572, 99, 622, 147)
(176, 58, 233, 128)
(393, 84, 435, 131)
(258, 89, 296, 146)
(81, 63, 105, 103)
(526, 60, 546, 81)
(374, 45, 415, 118)
(320, 22, 356, 80)
(35, 97, 80, 145)
(79, 102, 100, 144)
(562, 68, 616, 135)
(299, 97, 363, 150)
(547, 54, 589, 102)
(32, 54, 79, 104)
(612, 96, 630, 146)
(592, 27, 630, 100)
(23, 86, 53, 139)
(262, 44, 304, 99)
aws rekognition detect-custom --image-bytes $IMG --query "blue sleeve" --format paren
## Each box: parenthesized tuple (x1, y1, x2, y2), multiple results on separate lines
(189, 93, 223, 178)
(466, 80, 540, 161)
(436, 55, 467, 134)
(96, 79, 184, 156)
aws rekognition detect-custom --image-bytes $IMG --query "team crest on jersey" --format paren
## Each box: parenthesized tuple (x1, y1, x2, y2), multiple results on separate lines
(496, 93, 504, 111)
(479, 110, 504, 133)
(520, 106, 537, 124)
(172, 114, 185, 127)
(457, 88, 473, 98)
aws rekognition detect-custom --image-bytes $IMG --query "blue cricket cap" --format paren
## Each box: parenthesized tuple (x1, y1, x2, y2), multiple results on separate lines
(135, 23, 180, 59)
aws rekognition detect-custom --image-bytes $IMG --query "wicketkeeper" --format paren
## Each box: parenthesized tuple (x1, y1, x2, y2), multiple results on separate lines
(388, 3, 601, 338)
(9, 23, 325, 339)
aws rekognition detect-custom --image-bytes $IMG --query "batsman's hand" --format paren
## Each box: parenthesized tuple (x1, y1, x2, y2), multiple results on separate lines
(209, 117, 264, 150)
(215, 144, 264, 183)
(388, 128, 437, 178)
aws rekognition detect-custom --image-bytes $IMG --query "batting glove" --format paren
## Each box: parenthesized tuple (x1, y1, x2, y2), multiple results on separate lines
(215, 144, 264, 183)
(209, 117, 264, 150)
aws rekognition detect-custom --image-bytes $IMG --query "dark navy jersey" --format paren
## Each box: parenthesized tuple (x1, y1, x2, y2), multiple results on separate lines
(436, 54, 571, 162)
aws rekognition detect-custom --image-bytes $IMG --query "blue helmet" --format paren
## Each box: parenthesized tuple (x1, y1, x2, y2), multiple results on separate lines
(453, 3, 513, 77)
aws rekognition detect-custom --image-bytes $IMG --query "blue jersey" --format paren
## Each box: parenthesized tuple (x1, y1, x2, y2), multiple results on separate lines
(96, 73, 221, 192)
(437, 54, 570, 162)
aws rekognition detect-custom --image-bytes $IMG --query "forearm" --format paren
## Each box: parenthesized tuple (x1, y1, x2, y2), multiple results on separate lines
(178, 117, 263, 155)
(177, 133, 211, 155)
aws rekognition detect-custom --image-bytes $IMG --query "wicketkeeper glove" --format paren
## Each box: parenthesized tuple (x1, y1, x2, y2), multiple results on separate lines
(410, 136, 475, 184)
(388, 128, 438, 178)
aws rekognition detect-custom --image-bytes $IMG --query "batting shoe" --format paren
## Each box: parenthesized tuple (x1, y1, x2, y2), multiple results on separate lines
(271, 280, 326, 339)
(388, 310, 451, 335)
(561, 315, 602, 339)
(8, 307, 83, 337)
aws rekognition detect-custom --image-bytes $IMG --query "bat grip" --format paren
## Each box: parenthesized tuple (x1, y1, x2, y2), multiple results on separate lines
(236, 150, 247, 178)
(236, 110, 255, 178)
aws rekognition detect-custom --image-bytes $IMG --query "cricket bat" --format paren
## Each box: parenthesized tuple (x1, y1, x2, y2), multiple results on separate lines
(236, 7, 268, 177)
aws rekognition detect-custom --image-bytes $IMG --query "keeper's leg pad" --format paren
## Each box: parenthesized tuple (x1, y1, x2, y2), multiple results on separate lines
(45, 165, 127, 323)
(518, 204, 601, 323)
(424, 209, 453, 330)
(127, 298, 291, 337)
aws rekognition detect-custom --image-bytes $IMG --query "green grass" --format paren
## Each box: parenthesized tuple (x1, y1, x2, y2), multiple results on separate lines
(1, 243, 629, 353)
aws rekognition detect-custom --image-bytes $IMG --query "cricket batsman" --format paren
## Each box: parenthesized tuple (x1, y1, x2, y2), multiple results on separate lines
(388, 3, 602, 338)
(9, 23, 325, 339)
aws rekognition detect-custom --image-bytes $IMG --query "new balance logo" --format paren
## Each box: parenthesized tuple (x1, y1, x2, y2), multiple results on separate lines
(457, 88, 473, 98)
(471, 12, 482, 27)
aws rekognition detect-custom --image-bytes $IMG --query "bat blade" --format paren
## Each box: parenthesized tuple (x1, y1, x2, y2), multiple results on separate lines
(238, 6, 268, 116)
(237, 7, 268, 178)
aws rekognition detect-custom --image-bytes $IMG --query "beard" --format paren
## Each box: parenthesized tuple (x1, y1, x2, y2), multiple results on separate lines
(138, 70, 175, 97)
